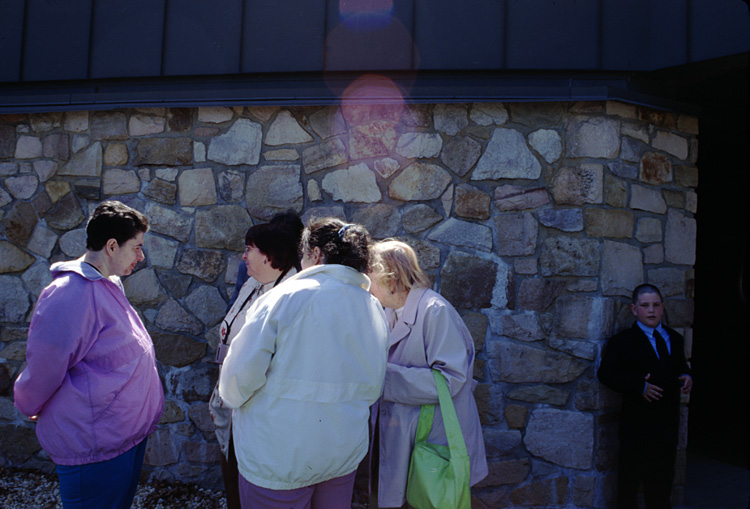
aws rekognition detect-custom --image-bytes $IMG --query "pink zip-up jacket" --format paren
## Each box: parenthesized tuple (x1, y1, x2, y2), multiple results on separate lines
(14, 260, 164, 466)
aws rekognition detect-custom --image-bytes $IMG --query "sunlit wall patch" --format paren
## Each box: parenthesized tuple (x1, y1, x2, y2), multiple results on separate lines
(341, 74, 406, 120)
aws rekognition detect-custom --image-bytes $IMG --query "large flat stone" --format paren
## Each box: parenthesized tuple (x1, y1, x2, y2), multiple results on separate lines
(440, 136, 482, 177)
(472, 127, 542, 180)
(178, 168, 218, 206)
(540, 237, 600, 276)
(176, 249, 225, 283)
(665, 209, 696, 265)
(440, 251, 498, 309)
(524, 408, 593, 468)
(0, 275, 31, 323)
(554, 295, 616, 340)
(207, 119, 262, 165)
(245, 165, 304, 220)
(487, 340, 588, 383)
(322, 163, 381, 203)
(601, 240, 643, 296)
(428, 218, 493, 251)
(136, 138, 192, 166)
(195, 205, 252, 251)
(584, 208, 633, 238)
(494, 212, 538, 256)
(454, 184, 491, 220)
(551, 164, 603, 205)
(389, 162, 451, 201)
(565, 116, 619, 158)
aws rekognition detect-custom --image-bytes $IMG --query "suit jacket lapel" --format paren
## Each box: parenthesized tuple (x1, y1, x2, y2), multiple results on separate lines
(632, 323, 660, 364)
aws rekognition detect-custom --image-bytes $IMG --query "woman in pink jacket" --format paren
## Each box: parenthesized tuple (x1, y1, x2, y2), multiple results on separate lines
(368, 239, 488, 508)
(14, 200, 164, 509)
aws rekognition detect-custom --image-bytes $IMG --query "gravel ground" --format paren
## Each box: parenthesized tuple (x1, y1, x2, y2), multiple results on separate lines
(0, 467, 227, 509)
(0, 467, 370, 508)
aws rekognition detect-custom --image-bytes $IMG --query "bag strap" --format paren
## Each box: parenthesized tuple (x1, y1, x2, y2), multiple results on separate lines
(413, 370, 469, 461)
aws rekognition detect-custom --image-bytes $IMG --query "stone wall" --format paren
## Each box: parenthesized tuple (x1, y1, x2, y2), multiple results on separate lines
(0, 101, 698, 507)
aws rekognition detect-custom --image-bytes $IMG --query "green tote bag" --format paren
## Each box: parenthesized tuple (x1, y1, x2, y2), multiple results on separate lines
(406, 369, 471, 509)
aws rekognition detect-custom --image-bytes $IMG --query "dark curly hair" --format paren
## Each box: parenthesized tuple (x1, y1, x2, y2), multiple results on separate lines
(245, 210, 304, 272)
(86, 200, 149, 251)
(300, 218, 371, 273)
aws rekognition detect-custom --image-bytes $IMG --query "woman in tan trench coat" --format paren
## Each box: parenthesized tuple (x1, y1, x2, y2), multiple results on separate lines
(368, 239, 488, 508)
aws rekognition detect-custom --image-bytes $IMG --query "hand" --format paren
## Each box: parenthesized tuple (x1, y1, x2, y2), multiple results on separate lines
(642, 373, 664, 402)
(679, 374, 693, 394)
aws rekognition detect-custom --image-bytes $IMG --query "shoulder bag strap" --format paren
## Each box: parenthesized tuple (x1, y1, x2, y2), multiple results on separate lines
(433, 369, 469, 459)
(414, 402, 436, 444)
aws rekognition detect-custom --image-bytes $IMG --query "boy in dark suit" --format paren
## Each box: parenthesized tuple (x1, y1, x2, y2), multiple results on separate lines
(598, 284, 693, 508)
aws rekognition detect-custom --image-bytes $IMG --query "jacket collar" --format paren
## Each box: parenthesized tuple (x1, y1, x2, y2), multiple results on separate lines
(51, 257, 125, 293)
(52, 258, 111, 283)
(389, 287, 429, 347)
(290, 263, 370, 290)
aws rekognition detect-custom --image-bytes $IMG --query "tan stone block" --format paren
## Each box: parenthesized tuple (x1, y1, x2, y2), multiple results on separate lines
(103, 168, 140, 195)
(198, 106, 233, 124)
(638, 108, 676, 129)
(674, 165, 698, 187)
(265, 148, 299, 161)
(606, 100, 638, 119)
(64, 111, 89, 132)
(653, 131, 689, 160)
(584, 208, 633, 238)
(677, 114, 699, 135)
(266, 110, 313, 146)
(551, 164, 603, 205)
(160, 400, 186, 424)
(104, 142, 129, 166)
(14, 135, 42, 159)
(178, 167, 217, 207)
(45, 180, 71, 203)
(129, 114, 166, 136)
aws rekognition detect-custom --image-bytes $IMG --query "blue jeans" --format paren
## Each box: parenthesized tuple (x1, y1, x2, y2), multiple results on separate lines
(56, 439, 148, 509)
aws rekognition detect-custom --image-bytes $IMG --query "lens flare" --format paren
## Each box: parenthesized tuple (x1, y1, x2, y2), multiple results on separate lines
(340, 74, 406, 125)
(339, 0, 394, 30)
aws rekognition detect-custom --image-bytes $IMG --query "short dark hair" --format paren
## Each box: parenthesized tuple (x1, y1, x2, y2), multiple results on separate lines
(245, 210, 303, 271)
(631, 283, 663, 305)
(300, 217, 371, 273)
(86, 201, 149, 251)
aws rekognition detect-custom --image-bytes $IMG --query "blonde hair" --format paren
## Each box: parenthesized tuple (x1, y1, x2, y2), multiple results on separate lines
(370, 239, 430, 293)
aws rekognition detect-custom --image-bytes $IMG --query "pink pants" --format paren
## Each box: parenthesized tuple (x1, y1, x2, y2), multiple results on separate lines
(238, 470, 357, 509)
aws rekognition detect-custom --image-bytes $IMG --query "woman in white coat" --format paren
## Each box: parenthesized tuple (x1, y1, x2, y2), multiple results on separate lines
(209, 210, 303, 509)
(218, 218, 389, 509)
(368, 239, 488, 508)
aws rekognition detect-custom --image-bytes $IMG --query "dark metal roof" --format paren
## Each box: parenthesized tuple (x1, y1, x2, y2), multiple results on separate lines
(1, 0, 748, 112)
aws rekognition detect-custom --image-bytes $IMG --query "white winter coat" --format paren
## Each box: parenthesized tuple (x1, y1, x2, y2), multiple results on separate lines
(218, 264, 389, 490)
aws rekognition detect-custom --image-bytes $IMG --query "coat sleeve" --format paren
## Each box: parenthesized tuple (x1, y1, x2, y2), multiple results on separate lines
(597, 332, 646, 396)
(14, 281, 97, 417)
(383, 300, 471, 406)
(218, 297, 279, 409)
